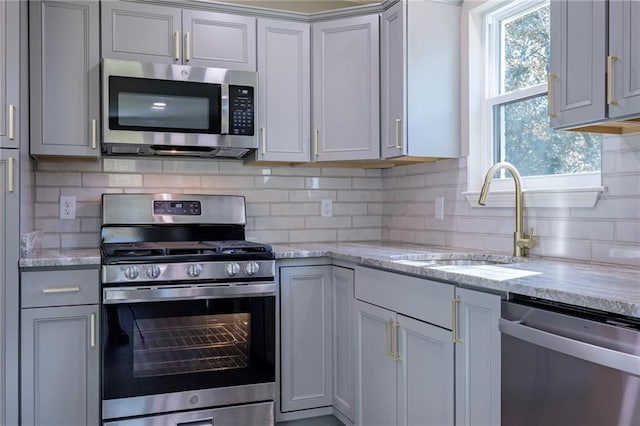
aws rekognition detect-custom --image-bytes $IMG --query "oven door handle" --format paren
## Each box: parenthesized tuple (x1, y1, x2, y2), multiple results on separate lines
(103, 282, 276, 304)
(177, 419, 213, 426)
(499, 318, 640, 376)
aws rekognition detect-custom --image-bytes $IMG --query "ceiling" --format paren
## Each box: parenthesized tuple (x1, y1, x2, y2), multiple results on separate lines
(220, 0, 380, 13)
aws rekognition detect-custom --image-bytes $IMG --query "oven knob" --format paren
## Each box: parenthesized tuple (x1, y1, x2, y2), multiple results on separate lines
(245, 262, 260, 276)
(187, 263, 202, 278)
(225, 262, 241, 277)
(123, 265, 139, 280)
(146, 265, 161, 279)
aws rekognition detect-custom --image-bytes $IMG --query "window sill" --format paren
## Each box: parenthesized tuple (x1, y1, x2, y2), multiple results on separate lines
(463, 186, 606, 209)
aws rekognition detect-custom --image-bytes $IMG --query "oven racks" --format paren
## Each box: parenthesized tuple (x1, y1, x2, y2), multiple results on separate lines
(132, 316, 249, 377)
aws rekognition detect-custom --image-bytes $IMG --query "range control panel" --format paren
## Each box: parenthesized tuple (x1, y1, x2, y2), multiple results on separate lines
(228, 85, 254, 136)
(153, 200, 201, 216)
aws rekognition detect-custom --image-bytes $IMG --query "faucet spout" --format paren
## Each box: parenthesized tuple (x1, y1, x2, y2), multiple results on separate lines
(477, 161, 535, 257)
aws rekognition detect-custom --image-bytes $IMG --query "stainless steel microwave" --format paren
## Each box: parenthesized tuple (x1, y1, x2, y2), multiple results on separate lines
(102, 59, 258, 158)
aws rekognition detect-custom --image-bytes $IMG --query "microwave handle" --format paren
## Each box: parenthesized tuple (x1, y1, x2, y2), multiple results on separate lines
(221, 84, 229, 134)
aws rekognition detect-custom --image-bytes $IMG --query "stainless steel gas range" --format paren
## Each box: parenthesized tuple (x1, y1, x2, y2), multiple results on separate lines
(100, 194, 276, 426)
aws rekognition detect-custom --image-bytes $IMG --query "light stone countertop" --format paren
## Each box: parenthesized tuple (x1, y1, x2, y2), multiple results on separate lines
(19, 242, 640, 319)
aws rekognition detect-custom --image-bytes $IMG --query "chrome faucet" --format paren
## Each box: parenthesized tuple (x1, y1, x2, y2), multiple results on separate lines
(478, 161, 535, 257)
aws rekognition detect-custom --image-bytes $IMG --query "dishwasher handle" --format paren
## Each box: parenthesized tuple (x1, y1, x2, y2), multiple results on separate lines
(499, 317, 640, 377)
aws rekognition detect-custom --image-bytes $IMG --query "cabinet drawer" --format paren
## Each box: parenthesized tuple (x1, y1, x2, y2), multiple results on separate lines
(355, 266, 454, 329)
(21, 269, 99, 308)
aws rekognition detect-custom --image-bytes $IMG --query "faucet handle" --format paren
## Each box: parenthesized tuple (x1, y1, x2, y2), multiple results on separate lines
(528, 227, 535, 238)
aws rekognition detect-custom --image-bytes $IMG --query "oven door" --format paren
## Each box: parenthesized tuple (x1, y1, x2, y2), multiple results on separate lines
(101, 283, 276, 420)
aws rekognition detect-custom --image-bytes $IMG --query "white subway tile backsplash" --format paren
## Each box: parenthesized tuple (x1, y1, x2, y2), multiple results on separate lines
(28, 135, 640, 267)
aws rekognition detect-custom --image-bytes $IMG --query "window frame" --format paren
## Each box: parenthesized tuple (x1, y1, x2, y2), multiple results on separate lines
(462, 0, 605, 208)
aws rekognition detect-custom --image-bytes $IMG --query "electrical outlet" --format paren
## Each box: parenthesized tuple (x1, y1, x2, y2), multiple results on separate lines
(321, 199, 333, 217)
(435, 196, 444, 220)
(60, 196, 76, 220)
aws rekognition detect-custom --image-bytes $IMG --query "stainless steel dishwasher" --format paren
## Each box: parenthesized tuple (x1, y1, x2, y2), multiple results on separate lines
(500, 297, 640, 426)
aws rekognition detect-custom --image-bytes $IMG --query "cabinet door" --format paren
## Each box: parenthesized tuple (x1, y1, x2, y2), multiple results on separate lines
(0, 0, 19, 149)
(455, 288, 501, 426)
(30, 0, 100, 157)
(549, 0, 606, 129)
(332, 266, 355, 422)
(397, 314, 454, 426)
(21, 305, 100, 426)
(0, 152, 19, 426)
(101, 1, 181, 64)
(380, 1, 405, 159)
(256, 18, 310, 162)
(183, 10, 256, 70)
(608, 0, 640, 119)
(312, 15, 380, 161)
(280, 266, 332, 412)
(355, 300, 396, 426)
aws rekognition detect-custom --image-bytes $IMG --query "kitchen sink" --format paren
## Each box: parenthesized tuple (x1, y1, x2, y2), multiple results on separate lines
(394, 254, 520, 268)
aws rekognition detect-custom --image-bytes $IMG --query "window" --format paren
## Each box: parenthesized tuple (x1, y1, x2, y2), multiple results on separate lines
(465, 0, 604, 207)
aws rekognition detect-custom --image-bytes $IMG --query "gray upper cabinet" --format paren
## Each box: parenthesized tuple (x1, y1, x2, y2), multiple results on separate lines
(0, 0, 19, 149)
(102, 1, 256, 70)
(549, 0, 606, 130)
(0, 152, 19, 426)
(29, 0, 100, 157)
(608, 0, 640, 120)
(312, 15, 380, 162)
(380, 0, 460, 159)
(550, 0, 640, 132)
(255, 18, 310, 162)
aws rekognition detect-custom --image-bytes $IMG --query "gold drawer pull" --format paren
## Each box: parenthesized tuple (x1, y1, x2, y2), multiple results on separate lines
(42, 286, 81, 294)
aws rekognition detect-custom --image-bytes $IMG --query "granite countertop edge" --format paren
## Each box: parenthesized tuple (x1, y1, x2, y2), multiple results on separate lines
(19, 242, 640, 319)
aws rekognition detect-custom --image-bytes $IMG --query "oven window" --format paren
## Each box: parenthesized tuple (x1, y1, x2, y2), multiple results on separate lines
(133, 314, 250, 378)
(102, 296, 275, 400)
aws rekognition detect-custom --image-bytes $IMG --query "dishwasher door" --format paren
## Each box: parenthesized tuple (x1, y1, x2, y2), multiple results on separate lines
(500, 300, 640, 426)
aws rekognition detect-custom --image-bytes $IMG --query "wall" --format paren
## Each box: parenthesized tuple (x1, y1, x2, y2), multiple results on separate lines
(383, 133, 640, 268)
(32, 157, 383, 249)
(31, 133, 640, 268)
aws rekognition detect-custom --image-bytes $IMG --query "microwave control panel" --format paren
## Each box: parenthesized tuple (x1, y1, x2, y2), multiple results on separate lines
(229, 85, 254, 136)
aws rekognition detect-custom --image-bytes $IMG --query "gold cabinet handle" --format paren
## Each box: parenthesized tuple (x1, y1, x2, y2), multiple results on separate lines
(174, 31, 181, 61)
(314, 129, 319, 157)
(392, 321, 401, 361)
(452, 297, 462, 343)
(607, 55, 618, 106)
(90, 313, 96, 348)
(184, 31, 191, 62)
(42, 286, 81, 294)
(91, 119, 97, 149)
(7, 157, 14, 193)
(260, 127, 266, 155)
(547, 74, 557, 118)
(8, 104, 15, 140)
(385, 319, 393, 357)
(394, 118, 402, 149)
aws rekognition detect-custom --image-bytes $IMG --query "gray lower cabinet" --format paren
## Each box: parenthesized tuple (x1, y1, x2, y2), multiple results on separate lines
(0, 152, 20, 426)
(455, 287, 501, 426)
(279, 263, 355, 422)
(29, 0, 100, 157)
(102, 1, 256, 70)
(20, 267, 100, 426)
(355, 267, 455, 426)
(311, 15, 380, 161)
(331, 266, 355, 422)
(280, 265, 333, 412)
(0, 0, 20, 149)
